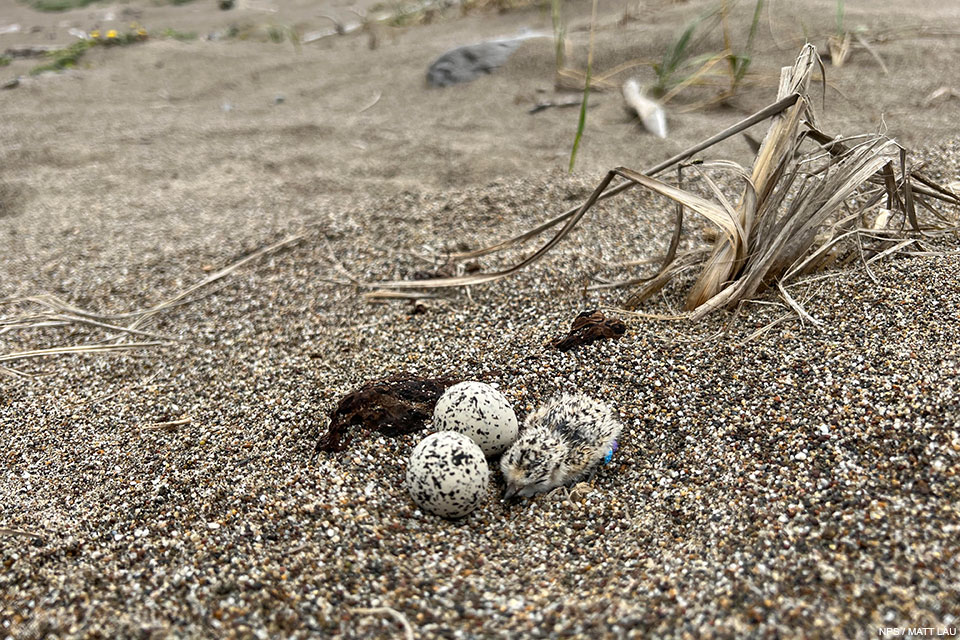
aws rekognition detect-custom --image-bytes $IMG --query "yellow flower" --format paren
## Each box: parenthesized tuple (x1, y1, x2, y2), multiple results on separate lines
(106, 29, 118, 39)
(90, 30, 100, 39)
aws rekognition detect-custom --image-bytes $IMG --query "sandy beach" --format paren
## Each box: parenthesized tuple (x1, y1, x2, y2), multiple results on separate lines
(1, 0, 959, 637)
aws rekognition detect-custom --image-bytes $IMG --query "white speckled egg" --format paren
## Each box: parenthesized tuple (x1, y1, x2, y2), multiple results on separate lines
(406, 431, 489, 519)
(433, 381, 519, 456)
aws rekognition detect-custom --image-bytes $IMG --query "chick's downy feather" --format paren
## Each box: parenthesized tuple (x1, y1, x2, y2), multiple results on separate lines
(501, 394, 620, 498)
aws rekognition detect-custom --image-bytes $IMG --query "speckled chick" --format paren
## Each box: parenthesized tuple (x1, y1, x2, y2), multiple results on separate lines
(500, 393, 621, 498)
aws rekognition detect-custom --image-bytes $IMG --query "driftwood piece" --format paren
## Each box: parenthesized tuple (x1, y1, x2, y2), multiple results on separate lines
(551, 310, 626, 352)
(316, 375, 460, 453)
(529, 96, 584, 114)
(4, 44, 60, 59)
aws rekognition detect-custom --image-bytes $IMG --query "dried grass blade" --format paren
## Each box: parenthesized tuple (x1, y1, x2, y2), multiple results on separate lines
(664, 165, 685, 270)
(350, 607, 415, 640)
(752, 46, 816, 187)
(10, 232, 312, 325)
(0, 527, 44, 540)
(900, 147, 920, 232)
(588, 249, 709, 291)
(827, 32, 852, 68)
(915, 195, 958, 225)
(12, 294, 120, 322)
(740, 139, 895, 300)
(766, 140, 894, 272)
(688, 163, 749, 247)
(613, 167, 739, 242)
(47, 314, 177, 340)
(865, 238, 915, 266)
(622, 270, 680, 308)
(807, 128, 960, 210)
(853, 32, 888, 74)
(807, 142, 895, 221)
(689, 137, 896, 321)
(0, 365, 34, 379)
(683, 47, 816, 312)
(128, 232, 313, 327)
(363, 290, 442, 300)
(593, 58, 658, 83)
(855, 230, 880, 284)
(777, 281, 821, 326)
(685, 242, 743, 310)
(447, 93, 801, 261)
(0, 342, 167, 364)
(660, 51, 728, 104)
(375, 171, 619, 288)
(606, 307, 686, 321)
(782, 216, 862, 281)
(880, 161, 903, 213)
(911, 171, 960, 205)
(696, 160, 758, 244)
(615, 164, 747, 309)
(686, 277, 739, 320)
(623, 252, 701, 309)
(735, 312, 792, 347)
(0, 320, 69, 334)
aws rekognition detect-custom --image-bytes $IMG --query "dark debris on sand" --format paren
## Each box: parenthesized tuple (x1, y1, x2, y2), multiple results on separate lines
(316, 375, 461, 453)
(551, 309, 627, 352)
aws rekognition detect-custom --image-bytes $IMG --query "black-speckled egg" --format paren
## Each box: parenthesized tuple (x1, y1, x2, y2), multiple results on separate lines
(405, 431, 489, 519)
(433, 381, 519, 457)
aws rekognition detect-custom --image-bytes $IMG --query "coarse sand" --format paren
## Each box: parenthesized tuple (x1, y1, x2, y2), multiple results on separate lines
(1, 0, 959, 637)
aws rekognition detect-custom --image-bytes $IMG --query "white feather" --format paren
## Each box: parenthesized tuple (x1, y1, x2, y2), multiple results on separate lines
(622, 78, 668, 139)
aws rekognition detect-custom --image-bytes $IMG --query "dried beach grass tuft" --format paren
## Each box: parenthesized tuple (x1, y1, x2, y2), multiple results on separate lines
(376, 44, 960, 321)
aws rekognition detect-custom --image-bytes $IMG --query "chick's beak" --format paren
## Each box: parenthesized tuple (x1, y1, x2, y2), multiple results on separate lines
(503, 484, 519, 500)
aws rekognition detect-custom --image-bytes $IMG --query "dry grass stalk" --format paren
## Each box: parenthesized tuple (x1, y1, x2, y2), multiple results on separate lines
(0, 342, 167, 364)
(827, 32, 852, 67)
(1, 231, 314, 371)
(0, 364, 33, 379)
(350, 607, 415, 640)
(683, 45, 818, 311)
(852, 32, 888, 75)
(554, 68, 617, 92)
(363, 290, 442, 300)
(376, 44, 959, 321)
(0, 312, 176, 341)
(0, 527, 44, 541)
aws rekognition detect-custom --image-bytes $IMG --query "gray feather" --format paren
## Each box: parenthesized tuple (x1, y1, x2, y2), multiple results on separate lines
(426, 33, 549, 87)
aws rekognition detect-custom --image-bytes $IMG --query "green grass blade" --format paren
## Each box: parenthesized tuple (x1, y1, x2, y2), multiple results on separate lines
(568, 0, 597, 172)
(664, 22, 697, 76)
(551, 0, 566, 69)
(568, 67, 591, 172)
(746, 0, 764, 52)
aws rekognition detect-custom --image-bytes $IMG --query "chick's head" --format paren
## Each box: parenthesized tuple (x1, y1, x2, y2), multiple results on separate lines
(500, 428, 564, 498)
